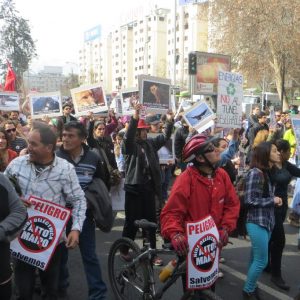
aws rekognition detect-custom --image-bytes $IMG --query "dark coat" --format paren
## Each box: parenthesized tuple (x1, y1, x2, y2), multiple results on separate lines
(122, 117, 173, 200)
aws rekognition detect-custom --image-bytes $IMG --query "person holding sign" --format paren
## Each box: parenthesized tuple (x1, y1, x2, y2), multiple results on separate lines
(160, 134, 240, 289)
(4, 123, 87, 300)
(121, 103, 174, 266)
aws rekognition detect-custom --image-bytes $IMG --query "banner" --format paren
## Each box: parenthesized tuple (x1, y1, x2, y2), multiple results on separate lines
(216, 71, 243, 128)
(186, 215, 219, 290)
(10, 196, 71, 271)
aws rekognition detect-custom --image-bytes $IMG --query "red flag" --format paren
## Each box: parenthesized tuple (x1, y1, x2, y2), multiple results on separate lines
(4, 61, 16, 91)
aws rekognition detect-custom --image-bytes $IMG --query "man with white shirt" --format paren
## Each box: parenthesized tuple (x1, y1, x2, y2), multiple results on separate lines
(5, 123, 86, 300)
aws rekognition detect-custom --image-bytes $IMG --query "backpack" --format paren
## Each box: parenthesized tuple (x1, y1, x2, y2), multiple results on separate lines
(85, 177, 115, 232)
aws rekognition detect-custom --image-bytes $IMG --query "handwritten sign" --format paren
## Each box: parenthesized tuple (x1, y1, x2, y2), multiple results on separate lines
(216, 71, 243, 128)
(10, 196, 71, 271)
(186, 215, 219, 290)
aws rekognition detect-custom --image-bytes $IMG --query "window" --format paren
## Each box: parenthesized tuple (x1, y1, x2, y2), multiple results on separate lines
(184, 23, 189, 30)
(159, 16, 164, 21)
(184, 13, 189, 18)
(148, 64, 151, 68)
(184, 36, 188, 41)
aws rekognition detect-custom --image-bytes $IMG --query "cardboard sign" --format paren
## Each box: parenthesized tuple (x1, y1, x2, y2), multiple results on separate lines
(186, 215, 219, 290)
(291, 116, 300, 155)
(0, 92, 20, 111)
(29, 91, 62, 119)
(183, 101, 215, 132)
(71, 83, 108, 116)
(139, 75, 171, 114)
(10, 196, 71, 271)
(216, 71, 243, 128)
(120, 88, 139, 116)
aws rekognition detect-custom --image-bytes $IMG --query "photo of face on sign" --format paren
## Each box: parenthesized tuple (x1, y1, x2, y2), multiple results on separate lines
(142, 81, 170, 109)
(73, 87, 105, 112)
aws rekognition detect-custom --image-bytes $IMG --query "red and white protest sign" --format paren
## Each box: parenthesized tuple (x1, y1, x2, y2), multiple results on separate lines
(10, 196, 71, 271)
(186, 215, 219, 290)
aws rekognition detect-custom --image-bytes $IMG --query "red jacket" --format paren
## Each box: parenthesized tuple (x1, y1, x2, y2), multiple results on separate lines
(160, 166, 240, 240)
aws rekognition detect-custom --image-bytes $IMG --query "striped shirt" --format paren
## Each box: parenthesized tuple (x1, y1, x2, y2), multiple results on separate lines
(4, 154, 86, 232)
(244, 167, 275, 231)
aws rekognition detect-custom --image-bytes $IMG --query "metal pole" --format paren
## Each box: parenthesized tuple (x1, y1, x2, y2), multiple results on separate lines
(173, 0, 177, 85)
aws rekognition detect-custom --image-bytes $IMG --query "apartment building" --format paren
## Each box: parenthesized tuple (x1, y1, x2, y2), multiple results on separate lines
(78, 25, 104, 85)
(78, 2, 209, 93)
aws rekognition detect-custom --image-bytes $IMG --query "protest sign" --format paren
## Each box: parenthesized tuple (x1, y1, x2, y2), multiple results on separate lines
(186, 215, 219, 290)
(10, 196, 71, 271)
(148, 133, 175, 164)
(216, 71, 243, 128)
(0, 91, 20, 111)
(192, 52, 231, 95)
(29, 92, 62, 119)
(71, 83, 108, 116)
(120, 88, 139, 115)
(139, 75, 171, 114)
(183, 101, 215, 132)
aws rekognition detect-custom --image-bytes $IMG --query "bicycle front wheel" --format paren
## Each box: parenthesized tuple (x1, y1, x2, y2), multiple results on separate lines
(108, 237, 150, 300)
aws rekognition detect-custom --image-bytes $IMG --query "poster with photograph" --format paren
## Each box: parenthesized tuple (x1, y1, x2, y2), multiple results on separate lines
(139, 75, 171, 114)
(216, 71, 243, 128)
(148, 133, 175, 164)
(192, 52, 231, 95)
(71, 83, 108, 116)
(0, 92, 20, 111)
(183, 101, 215, 132)
(29, 92, 62, 119)
(120, 88, 139, 115)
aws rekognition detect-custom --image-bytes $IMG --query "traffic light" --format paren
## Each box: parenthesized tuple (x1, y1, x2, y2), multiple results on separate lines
(188, 52, 197, 75)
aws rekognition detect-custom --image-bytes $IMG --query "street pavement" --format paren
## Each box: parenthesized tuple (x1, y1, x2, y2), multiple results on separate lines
(57, 212, 299, 300)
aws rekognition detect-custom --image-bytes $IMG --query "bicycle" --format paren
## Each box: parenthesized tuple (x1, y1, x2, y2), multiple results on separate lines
(108, 219, 223, 300)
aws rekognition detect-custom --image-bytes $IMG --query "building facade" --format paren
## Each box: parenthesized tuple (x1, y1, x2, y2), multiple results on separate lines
(23, 66, 65, 93)
(78, 2, 209, 93)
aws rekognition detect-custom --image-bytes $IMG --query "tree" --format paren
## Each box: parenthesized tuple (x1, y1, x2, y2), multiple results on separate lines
(61, 73, 79, 96)
(0, 0, 37, 91)
(208, 0, 300, 110)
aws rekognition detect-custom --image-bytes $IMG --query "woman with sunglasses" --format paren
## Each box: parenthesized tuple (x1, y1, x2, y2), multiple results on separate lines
(243, 142, 282, 299)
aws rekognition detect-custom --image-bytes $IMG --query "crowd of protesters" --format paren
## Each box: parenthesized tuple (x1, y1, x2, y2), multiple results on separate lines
(1, 99, 300, 300)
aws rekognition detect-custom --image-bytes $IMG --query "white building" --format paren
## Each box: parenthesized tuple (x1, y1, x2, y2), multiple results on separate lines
(78, 2, 209, 93)
(78, 25, 104, 85)
(23, 66, 65, 93)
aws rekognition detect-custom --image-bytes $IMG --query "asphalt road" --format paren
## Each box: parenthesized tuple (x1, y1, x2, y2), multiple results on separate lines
(12, 210, 297, 300)
(46, 212, 299, 300)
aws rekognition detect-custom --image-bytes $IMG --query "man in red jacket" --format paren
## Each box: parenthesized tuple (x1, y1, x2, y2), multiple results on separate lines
(160, 134, 240, 256)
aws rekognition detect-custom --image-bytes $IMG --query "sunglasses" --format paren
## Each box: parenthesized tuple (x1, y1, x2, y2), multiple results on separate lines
(6, 128, 16, 133)
(202, 144, 215, 154)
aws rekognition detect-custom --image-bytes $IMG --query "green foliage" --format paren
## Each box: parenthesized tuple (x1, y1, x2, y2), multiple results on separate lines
(0, 0, 37, 90)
